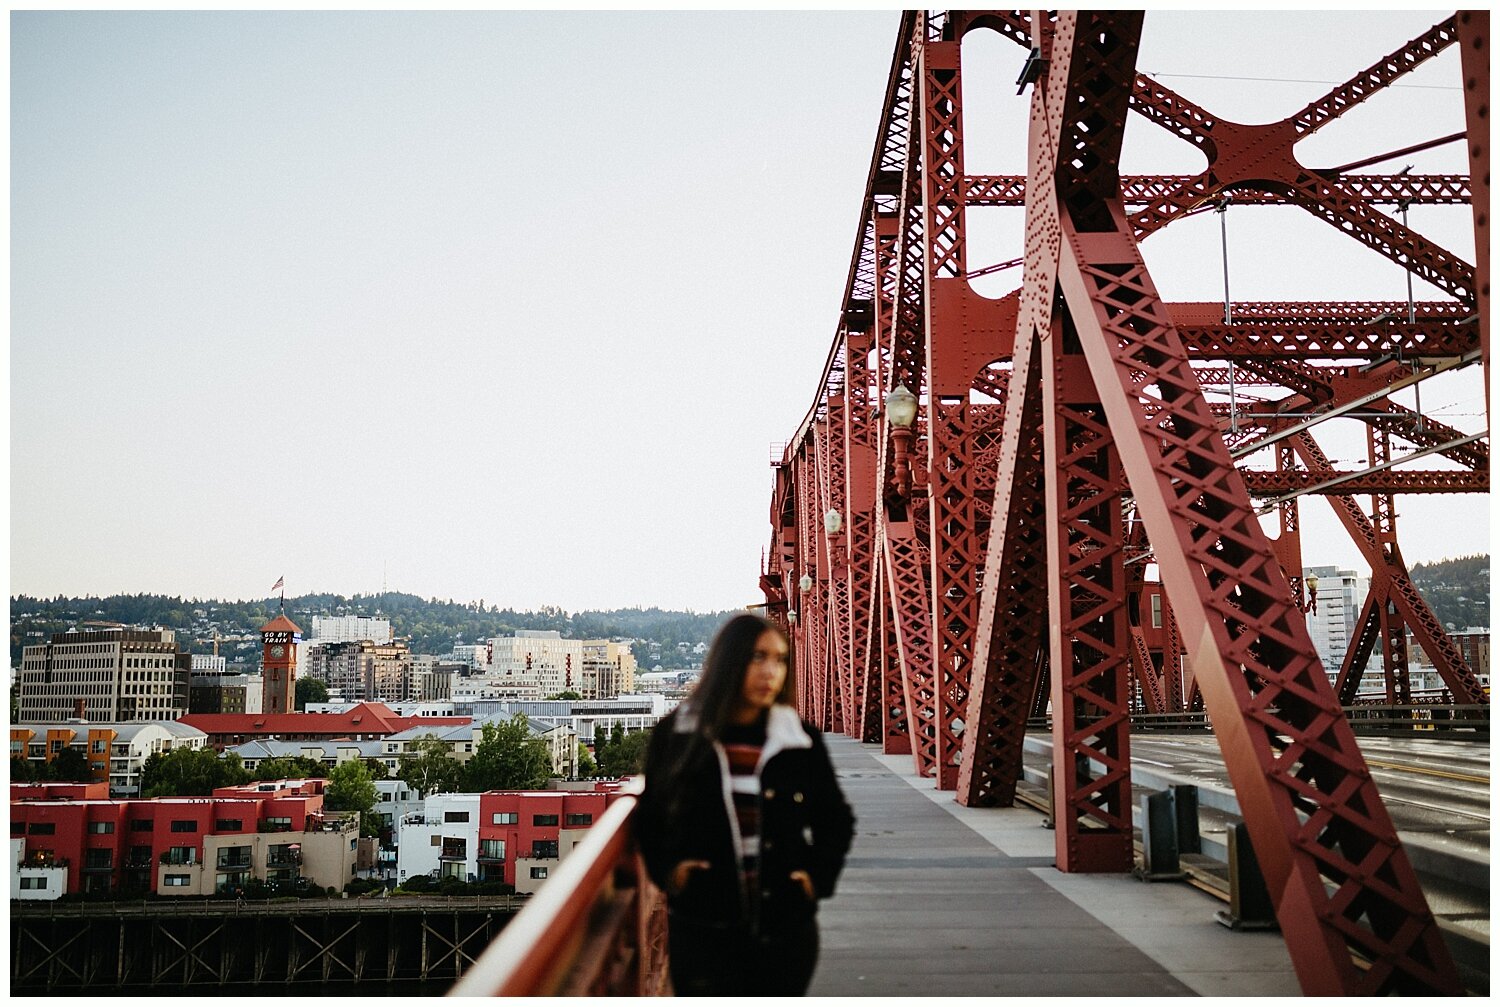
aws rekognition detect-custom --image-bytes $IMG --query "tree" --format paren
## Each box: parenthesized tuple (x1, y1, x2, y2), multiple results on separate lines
(576, 742, 597, 779)
(11, 756, 38, 783)
(547, 690, 583, 701)
(140, 748, 251, 797)
(47, 747, 94, 782)
(398, 735, 462, 798)
(461, 715, 552, 792)
(325, 759, 379, 837)
(596, 729, 650, 777)
(295, 678, 329, 711)
(251, 755, 325, 781)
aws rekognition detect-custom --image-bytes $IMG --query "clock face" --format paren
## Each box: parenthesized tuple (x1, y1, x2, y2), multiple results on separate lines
(270, 644, 286, 658)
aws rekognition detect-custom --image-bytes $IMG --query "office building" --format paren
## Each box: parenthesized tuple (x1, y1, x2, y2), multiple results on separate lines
(16, 628, 190, 724)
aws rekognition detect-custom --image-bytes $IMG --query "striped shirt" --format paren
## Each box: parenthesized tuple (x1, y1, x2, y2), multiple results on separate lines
(719, 717, 767, 879)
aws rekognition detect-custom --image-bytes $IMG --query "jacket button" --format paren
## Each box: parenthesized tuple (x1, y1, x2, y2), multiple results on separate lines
(793, 792, 804, 803)
(763, 841, 773, 852)
(764, 788, 775, 799)
(762, 891, 772, 899)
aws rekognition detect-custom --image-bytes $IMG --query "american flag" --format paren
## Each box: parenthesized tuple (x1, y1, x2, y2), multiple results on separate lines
(272, 576, 284, 593)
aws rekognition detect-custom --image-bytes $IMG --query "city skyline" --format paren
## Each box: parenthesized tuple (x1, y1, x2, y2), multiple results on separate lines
(11, 10, 1489, 612)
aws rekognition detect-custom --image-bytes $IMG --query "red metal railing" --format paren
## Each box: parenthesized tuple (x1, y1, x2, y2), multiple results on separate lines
(447, 780, 669, 997)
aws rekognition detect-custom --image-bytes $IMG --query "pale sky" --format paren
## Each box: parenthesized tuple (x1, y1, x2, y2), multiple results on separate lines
(10, 10, 1491, 611)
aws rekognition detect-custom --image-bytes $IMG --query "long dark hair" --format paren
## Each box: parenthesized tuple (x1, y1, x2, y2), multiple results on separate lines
(686, 612, 794, 740)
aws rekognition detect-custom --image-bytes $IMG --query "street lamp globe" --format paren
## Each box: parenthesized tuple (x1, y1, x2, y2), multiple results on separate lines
(885, 385, 918, 428)
(823, 509, 843, 535)
(798, 574, 814, 593)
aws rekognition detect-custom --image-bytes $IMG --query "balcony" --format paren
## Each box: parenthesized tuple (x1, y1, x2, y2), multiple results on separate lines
(158, 852, 196, 866)
(216, 856, 252, 871)
(439, 843, 468, 861)
(258, 820, 293, 833)
(82, 858, 114, 873)
(266, 848, 302, 867)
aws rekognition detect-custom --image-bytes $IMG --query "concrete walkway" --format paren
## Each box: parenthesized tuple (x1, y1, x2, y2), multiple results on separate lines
(808, 736, 1301, 997)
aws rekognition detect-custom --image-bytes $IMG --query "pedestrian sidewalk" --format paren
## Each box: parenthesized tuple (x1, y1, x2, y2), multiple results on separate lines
(808, 736, 1300, 997)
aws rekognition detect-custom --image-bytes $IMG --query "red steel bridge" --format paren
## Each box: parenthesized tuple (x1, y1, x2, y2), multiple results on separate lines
(758, 9, 1488, 998)
(449, 10, 1488, 999)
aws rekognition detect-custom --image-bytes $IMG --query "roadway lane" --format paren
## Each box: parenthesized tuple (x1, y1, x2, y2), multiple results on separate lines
(1120, 734, 1489, 852)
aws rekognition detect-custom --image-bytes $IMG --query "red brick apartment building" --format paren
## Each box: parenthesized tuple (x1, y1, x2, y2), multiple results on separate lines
(10, 778, 357, 899)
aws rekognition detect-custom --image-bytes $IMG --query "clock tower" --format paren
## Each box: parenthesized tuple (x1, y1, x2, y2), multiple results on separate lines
(259, 612, 303, 715)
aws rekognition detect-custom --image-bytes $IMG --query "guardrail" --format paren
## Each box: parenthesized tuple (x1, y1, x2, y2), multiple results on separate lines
(446, 780, 669, 997)
(1028, 704, 1489, 739)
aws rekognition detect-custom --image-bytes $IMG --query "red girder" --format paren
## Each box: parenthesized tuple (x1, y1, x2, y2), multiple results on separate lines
(1458, 11, 1490, 396)
(966, 173, 1471, 206)
(764, 10, 1480, 996)
(1045, 12, 1456, 991)
(1242, 469, 1488, 494)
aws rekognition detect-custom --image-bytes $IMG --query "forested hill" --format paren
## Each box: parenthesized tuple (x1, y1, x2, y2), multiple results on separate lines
(1408, 554, 1489, 631)
(9, 592, 737, 671)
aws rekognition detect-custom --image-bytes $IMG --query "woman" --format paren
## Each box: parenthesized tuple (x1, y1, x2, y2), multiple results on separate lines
(637, 612, 855, 996)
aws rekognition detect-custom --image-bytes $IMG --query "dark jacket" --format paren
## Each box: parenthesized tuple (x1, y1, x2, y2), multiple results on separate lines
(636, 703, 855, 934)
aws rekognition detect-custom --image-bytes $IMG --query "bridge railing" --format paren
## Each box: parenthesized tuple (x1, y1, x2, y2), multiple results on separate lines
(446, 779, 670, 997)
(1029, 705, 1489, 739)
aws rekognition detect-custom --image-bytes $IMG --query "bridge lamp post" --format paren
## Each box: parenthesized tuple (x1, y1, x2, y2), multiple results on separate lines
(885, 384, 918, 497)
(823, 509, 843, 536)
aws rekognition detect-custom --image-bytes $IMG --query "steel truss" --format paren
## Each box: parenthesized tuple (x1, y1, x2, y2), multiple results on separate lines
(763, 8, 1485, 995)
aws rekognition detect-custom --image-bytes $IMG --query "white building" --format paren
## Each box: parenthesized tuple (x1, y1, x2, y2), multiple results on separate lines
(449, 644, 490, 670)
(311, 615, 394, 645)
(12, 838, 67, 901)
(486, 631, 584, 697)
(191, 654, 228, 675)
(397, 793, 481, 883)
(373, 778, 424, 839)
(460, 696, 670, 747)
(1305, 566, 1371, 679)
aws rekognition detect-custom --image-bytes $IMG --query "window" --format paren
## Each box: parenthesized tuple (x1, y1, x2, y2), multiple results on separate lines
(163, 874, 191, 887)
(531, 839, 559, 859)
(492, 812, 517, 825)
(19, 877, 47, 891)
(532, 814, 558, 827)
(564, 813, 593, 826)
(88, 821, 115, 834)
(130, 819, 153, 832)
(530, 867, 548, 880)
(431, 835, 442, 847)
(85, 849, 113, 869)
(1150, 593, 1163, 629)
(27, 823, 55, 836)
(480, 839, 506, 860)
(215, 819, 243, 831)
(10, 821, 23, 835)
(444, 810, 470, 823)
(170, 820, 197, 833)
